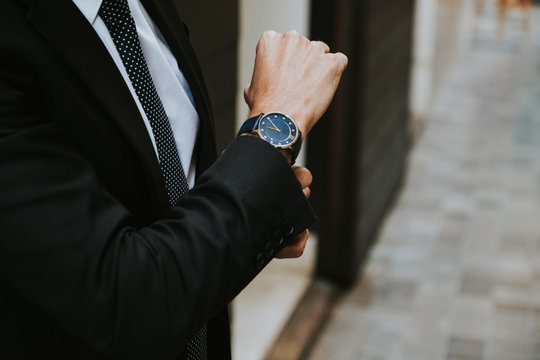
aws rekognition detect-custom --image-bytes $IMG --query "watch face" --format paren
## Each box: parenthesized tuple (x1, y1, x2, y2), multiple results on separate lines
(258, 113, 299, 148)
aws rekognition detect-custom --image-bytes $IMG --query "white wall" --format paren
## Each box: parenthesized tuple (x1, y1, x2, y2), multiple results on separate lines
(410, 0, 438, 135)
(236, 0, 311, 128)
(233, 4, 311, 360)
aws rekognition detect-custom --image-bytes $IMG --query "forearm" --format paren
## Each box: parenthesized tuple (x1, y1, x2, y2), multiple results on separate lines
(0, 126, 314, 358)
(244, 30, 347, 139)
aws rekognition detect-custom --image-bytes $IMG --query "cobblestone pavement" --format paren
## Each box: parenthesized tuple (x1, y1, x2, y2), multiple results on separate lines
(309, 5, 540, 360)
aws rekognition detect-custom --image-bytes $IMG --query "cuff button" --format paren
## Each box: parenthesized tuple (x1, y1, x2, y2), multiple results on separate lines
(256, 253, 265, 270)
(284, 221, 295, 237)
(273, 230, 285, 247)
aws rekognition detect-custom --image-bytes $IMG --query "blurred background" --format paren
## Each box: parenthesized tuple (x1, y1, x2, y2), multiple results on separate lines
(177, 0, 540, 359)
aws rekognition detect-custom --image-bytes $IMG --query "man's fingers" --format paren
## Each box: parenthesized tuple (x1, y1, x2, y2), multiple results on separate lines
(292, 166, 312, 190)
(276, 229, 309, 259)
(283, 29, 309, 44)
(292, 166, 312, 198)
(332, 52, 349, 72)
(256, 30, 279, 53)
(312, 40, 330, 53)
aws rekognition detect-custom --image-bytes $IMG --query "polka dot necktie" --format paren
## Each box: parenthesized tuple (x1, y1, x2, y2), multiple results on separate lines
(99, 1, 207, 359)
(99, 0, 188, 207)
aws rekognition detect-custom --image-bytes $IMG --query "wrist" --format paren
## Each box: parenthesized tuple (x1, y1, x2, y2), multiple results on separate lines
(248, 107, 308, 140)
(238, 111, 302, 165)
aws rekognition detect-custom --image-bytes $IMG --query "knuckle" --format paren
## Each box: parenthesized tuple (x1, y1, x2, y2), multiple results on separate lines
(262, 30, 278, 37)
(337, 52, 348, 68)
(284, 29, 305, 41)
(258, 31, 278, 48)
(326, 53, 348, 73)
(306, 168, 313, 181)
(312, 40, 330, 50)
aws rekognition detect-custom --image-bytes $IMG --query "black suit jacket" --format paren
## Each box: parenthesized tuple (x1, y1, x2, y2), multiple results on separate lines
(0, 0, 316, 359)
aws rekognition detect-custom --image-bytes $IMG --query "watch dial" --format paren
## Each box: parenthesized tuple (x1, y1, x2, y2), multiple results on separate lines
(258, 113, 298, 148)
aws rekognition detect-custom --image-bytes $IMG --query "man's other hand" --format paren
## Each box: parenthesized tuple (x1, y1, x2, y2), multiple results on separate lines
(276, 166, 312, 259)
(276, 229, 309, 259)
(292, 165, 312, 199)
(244, 30, 348, 138)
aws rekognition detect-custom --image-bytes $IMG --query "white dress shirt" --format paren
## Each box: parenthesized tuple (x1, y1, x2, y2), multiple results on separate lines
(73, 0, 200, 188)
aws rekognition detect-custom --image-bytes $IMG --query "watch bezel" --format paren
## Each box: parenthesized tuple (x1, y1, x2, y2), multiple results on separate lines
(256, 112, 300, 150)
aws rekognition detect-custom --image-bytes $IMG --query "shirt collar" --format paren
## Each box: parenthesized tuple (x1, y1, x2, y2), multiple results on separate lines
(72, 0, 103, 25)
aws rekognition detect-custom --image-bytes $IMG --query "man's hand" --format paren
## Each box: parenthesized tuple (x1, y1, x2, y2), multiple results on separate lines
(276, 229, 309, 259)
(276, 166, 312, 259)
(244, 30, 348, 138)
(243, 31, 344, 258)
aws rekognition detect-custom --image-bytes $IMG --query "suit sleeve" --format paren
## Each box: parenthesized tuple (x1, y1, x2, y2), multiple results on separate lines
(0, 57, 315, 359)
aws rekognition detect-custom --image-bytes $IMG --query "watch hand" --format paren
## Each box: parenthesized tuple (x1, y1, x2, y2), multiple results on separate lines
(268, 119, 282, 132)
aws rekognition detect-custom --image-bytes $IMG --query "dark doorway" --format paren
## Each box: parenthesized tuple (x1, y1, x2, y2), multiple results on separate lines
(308, 0, 415, 287)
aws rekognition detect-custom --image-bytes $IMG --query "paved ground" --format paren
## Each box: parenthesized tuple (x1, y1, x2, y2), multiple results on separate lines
(309, 4, 540, 360)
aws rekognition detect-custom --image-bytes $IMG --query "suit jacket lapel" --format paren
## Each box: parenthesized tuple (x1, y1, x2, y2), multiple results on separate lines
(140, 0, 218, 175)
(26, 0, 217, 215)
(28, 0, 172, 214)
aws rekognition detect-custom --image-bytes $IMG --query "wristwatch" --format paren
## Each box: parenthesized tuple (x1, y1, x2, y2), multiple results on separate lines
(237, 112, 302, 164)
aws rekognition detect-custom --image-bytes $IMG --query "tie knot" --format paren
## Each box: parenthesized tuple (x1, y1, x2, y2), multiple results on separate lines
(99, 0, 131, 24)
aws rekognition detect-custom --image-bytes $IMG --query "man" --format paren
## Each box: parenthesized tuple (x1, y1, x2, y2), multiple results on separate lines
(0, 0, 347, 359)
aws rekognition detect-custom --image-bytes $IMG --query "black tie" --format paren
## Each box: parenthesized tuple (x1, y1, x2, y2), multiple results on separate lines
(99, 0, 188, 206)
(99, 0, 207, 359)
